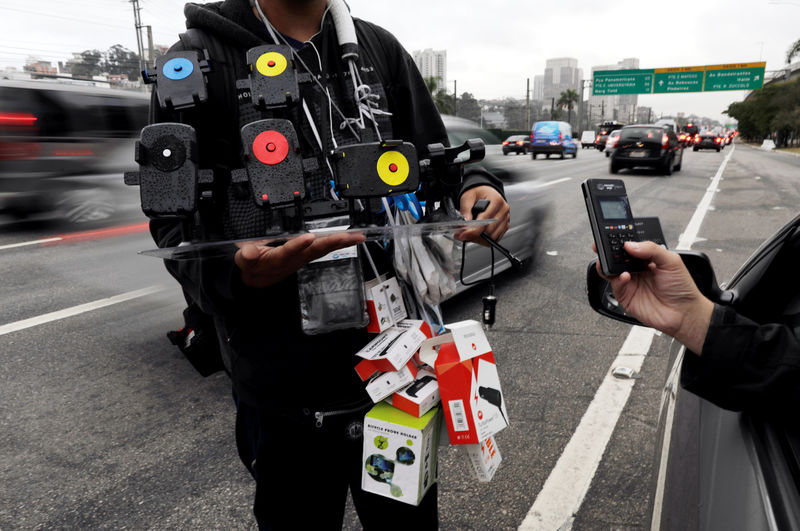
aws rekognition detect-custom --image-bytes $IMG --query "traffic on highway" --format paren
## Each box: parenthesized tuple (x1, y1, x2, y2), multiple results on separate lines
(2, 0, 800, 529)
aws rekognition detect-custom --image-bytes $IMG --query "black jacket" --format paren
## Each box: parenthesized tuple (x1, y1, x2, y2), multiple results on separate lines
(682, 304, 800, 419)
(149, 0, 502, 410)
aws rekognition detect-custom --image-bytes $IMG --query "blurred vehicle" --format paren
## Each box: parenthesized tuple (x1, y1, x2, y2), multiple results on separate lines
(580, 130, 596, 148)
(442, 115, 551, 287)
(693, 132, 722, 152)
(529, 120, 578, 159)
(587, 214, 800, 530)
(604, 129, 621, 158)
(609, 124, 683, 175)
(678, 131, 692, 147)
(595, 120, 624, 152)
(0, 80, 148, 221)
(681, 122, 699, 138)
(501, 134, 529, 155)
(654, 118, 678, 134)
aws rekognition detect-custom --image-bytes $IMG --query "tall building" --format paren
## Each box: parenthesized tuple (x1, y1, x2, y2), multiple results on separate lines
(588, 57, 640, 125)
(533, 74, 544, 102)
(542, 57, 582, 110)
(412, 49, 447, 92)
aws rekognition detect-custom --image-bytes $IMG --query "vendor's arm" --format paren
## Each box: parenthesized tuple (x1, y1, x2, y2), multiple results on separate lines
(456, 185, 510, 244)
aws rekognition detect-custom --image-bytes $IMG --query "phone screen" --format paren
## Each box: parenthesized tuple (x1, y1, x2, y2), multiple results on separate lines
(599, 197, 629, 220)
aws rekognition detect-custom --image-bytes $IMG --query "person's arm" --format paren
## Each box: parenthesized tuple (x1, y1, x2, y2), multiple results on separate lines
(599, 241, 714, 353)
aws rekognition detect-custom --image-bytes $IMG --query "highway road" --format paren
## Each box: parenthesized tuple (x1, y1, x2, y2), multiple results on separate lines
(2, 143, 799, 529)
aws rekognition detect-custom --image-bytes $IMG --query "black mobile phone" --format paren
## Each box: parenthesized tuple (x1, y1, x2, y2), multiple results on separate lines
(582, 178, 647, 275)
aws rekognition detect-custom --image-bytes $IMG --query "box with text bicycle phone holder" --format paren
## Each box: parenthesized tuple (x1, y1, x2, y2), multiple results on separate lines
(362, 402, 440, 506)
(418, 320, 509, 445)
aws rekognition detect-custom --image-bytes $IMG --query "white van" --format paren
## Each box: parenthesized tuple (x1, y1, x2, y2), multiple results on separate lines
(580, 130, 596, 148)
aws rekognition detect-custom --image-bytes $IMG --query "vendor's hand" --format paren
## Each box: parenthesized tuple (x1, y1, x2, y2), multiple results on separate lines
(595, 240, 714, 354)
(456, 186, 510, 245)
(235, 232, 365, 288)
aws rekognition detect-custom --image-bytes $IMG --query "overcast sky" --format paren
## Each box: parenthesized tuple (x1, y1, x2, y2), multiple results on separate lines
(2, 0, 798, 123)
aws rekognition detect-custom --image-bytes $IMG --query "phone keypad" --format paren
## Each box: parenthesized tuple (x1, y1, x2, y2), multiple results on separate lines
(606, 229, 637, 263)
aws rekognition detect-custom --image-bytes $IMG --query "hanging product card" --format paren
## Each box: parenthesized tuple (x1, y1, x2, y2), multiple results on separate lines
(355, 319, 432, 374)
(386, 367, 440, 418)
(365, 360, 418, 403)
(365, 275, 407, 333)
(297, 243, 368, 335)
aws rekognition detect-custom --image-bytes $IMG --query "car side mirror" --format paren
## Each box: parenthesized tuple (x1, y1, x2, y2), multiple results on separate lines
(586, 250, 732, 326)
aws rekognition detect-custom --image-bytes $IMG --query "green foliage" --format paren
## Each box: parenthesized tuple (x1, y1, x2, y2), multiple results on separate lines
(725, 77, 800, 145)
(104, 44, 140, 80)
(456, 92, 481, 123)
(70, 49, 103, 79)
(787, 38, 800, 64)
(557, 89, 580, 124)
(433, 89, 454, 115)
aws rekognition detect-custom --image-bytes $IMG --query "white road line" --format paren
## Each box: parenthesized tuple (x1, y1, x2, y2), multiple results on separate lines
(0, 238, 62, 251)
(0, 285, 167, 337)
(535, 177, 572, 189)
(520, 146, 734, 531)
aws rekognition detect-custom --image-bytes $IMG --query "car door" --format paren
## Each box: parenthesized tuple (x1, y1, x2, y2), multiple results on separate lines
(651, 214, 800, 530)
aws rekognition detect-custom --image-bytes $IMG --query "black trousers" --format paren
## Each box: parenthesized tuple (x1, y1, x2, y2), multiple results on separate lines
(234, 394, 439, 530)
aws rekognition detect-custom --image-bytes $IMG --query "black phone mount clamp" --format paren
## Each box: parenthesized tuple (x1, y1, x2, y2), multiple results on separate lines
(245, 45, 300, 110)
(421, 138, 486, 195)
(143, 51, 212, 112)
(124, 123, 214, 241)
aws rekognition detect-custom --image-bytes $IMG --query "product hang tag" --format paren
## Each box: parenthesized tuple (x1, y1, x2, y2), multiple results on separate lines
(365, 275, 407, 333)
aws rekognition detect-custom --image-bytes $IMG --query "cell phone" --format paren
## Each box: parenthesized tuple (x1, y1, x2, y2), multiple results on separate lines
(582, 178, 647, 275)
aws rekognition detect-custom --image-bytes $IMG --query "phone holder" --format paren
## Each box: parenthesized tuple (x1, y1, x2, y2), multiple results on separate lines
(331, 140, 420, 198)
(245, 45, 300, 109)
(124, 123, 213, 218)
(421, 138, 486, 192)
(143, 51, 211, 111)
(231, 119, 305, 208)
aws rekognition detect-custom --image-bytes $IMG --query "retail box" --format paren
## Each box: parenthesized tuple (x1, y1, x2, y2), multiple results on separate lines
(386, 367, 439, 417)
(418, 320, 509, 445)
(362, 402, 440, 506)
(365, 360, 418, 403)
(365, 275, 407, 333)
(465, 435, 502, 482)
(355, 319, 432, 374)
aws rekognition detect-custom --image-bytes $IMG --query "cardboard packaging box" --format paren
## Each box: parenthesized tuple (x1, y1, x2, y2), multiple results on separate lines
(386, 367, 439, 418)
(364, 360, 418, 403)
(419, 320, 509, 445)
(355, 319, 432, 375)
(362, 402, 440, 506)
(465, 435, 502, 482)
(365, 275, 407, 333)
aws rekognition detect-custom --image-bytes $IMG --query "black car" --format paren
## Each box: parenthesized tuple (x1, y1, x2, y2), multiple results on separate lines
(609, 125, 683, 175)
(693, 132, 722, 152)
(594, 121, 624, 152)
(587, 213, 800, 530)
(501, 134, 529, 155)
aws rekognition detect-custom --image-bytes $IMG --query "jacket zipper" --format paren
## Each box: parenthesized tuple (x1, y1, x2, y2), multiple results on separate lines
(306, 401, 372, 428)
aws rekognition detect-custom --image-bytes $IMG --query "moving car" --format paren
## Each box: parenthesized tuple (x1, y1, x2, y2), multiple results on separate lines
(693, 132, 723, 152)
(0, 80, 148, 222)
(529, 120, 578, 159)
(595, 121, 624, 152)
(580, 130, 596, 148)
(501, 134, 529, 155)
(609, 124, 683, 175)
(442, 115, 551, 288)
(587, 213, 800, 530)
(604, 129, 621, 158)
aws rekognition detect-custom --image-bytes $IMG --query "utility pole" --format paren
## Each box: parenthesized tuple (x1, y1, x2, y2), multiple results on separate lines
(145, 25, 154, 70)
(525, 78, 531, 131)
(550, 97, 555, 120)
(130, 0, 145, 77)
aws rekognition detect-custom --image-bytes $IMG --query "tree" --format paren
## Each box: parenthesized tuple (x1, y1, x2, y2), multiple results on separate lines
(456, 92, 481, 123)
(557, 89, 580, 126)
(502, 98, 527, 130)
(104, 44, 140, 80)
(433, 89, 454, 115)
(70, 49, 103, 79)
(787, 38, 800, 64)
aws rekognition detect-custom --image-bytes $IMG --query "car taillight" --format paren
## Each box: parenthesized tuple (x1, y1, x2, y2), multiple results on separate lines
(662, 134, 669, 148)
(558, 133, 562, 142)
(715, 137, 721, 143)
(0, 112, 38, 127)
(502, 141, 509, 145)
(516, 140, 523, 146)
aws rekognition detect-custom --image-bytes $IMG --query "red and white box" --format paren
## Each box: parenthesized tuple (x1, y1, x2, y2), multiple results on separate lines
(418, 320, 509, 445)
(365, 275, 407, 333)
(365, 360, 418, 403)
(355, 320, 432, 375)
(386, 367, 440, 418)
(465, 435, 502, 482)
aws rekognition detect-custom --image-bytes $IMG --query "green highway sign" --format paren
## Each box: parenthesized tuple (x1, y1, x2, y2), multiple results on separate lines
(593, 69, 654, 95)
(653, 67, 704, 93)
(704, 63, 765, 91)
(592, 62, 766, 95)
